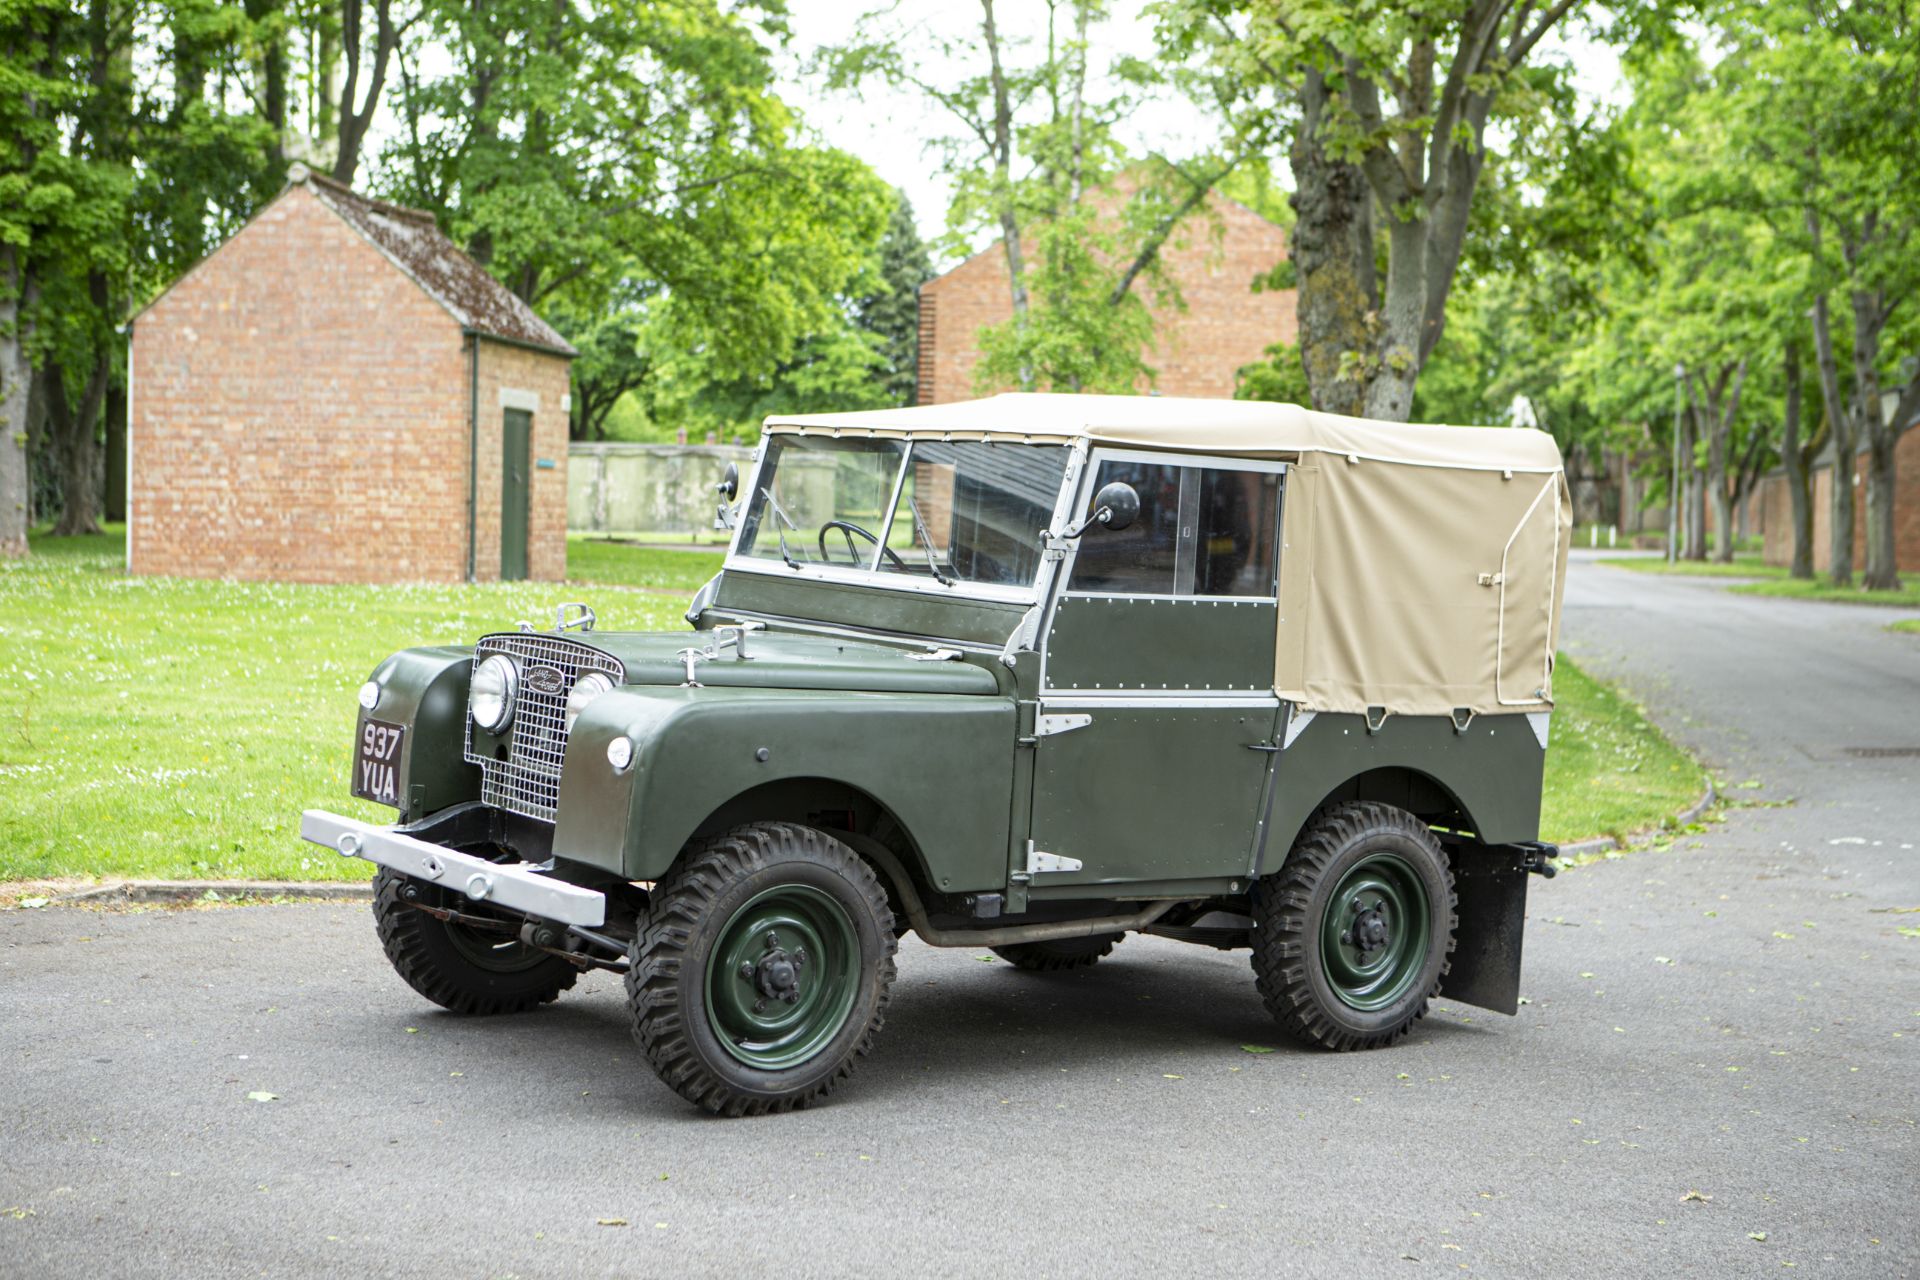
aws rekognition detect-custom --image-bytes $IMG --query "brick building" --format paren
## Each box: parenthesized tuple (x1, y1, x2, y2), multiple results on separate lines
(915, 191, 1296, 405)
(1758, 415, 1920, 573)
(128, 164, 575, 584)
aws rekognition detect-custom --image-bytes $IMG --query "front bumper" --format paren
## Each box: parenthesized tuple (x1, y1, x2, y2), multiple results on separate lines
(301, 809, 607, 926)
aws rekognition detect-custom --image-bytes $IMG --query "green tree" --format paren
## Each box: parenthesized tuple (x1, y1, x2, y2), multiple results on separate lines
(385, 0, 892, 442)
(1154, 0, 1627, 421)
(855, 191, 934, 407)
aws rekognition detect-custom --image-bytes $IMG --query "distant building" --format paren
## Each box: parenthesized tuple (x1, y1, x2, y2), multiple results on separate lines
(128, 164, 575, 584)
(914, 191, 1297, 405)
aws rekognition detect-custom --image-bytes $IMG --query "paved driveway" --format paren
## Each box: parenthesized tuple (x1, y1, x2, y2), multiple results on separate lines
(2, 559, 1916, 1279)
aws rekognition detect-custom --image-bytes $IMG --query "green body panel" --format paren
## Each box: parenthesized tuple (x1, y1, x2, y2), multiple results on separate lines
(1045, 595, 1276, 692)
(553, 685, 1016, 889)
(1027, 704, 1278, 886)
(579, 630, 1002, 695)
(1260, 711, 1546, 874)
(714, 570, 1030, 647)
(501, 409, 531, 581)
(361, 646, 480, 822)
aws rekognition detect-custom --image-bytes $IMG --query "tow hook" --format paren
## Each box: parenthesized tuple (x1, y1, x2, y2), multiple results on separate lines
(1515, 841, 1560, 878)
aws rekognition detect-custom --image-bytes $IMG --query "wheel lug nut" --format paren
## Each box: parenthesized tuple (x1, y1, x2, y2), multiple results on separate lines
(1340, 931, 1353, 945)
(765, 931, 779, 948)
(1350, 899, 1363, 914)
(738, 962, 756, 981)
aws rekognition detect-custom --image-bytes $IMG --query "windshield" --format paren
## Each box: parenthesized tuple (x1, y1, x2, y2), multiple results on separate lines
(736, 435, 1070, 591)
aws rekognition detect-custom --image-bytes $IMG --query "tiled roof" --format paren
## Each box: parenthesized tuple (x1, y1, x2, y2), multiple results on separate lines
(298, 165, 576, 357)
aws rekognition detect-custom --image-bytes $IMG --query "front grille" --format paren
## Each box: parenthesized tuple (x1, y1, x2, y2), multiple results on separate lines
(464, 633, 624, 822)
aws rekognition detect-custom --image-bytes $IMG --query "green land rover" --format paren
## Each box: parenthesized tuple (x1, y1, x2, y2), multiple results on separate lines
(303, 393, 1570, 1115)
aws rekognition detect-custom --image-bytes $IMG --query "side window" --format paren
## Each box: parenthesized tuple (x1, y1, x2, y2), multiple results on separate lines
(1063, 461, 1182, 593)
(1195, 467, 1281, 597)
(1067, 458, 1280, 597)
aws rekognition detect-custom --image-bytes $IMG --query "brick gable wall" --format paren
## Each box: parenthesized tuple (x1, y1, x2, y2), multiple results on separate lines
(129, 183, 569, 584)
(916, 194, 1298, 405)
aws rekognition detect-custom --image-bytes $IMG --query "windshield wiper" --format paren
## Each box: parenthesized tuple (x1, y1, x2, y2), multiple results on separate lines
(908, 497, 954, 587)
(760, 487, 803, 571)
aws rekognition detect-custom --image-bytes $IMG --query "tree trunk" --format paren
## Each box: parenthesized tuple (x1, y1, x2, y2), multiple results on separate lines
(103, 381, 126, 521)
(1780, 339, 1816, 579)
(1848, 287, 1898, 591)
(979, 0, 1028, 322)
(1287, 69, 1373, 418)
(1808, 293, 1853, 584)
(43, 355, 108, 538)
(0, 247, 31, 557)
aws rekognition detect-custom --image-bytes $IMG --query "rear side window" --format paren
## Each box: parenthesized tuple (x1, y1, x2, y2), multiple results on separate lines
(1067, 459, 1280, 597)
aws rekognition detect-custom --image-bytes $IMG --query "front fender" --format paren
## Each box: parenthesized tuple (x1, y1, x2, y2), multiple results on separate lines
(553, 687, 1016, 890)
(359, 646, 480, 822)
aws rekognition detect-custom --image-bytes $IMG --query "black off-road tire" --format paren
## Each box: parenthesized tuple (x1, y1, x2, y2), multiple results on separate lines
(371, 869, 579, 1015)
(989, 933, 1123, 972)
(1250, 802, 1457, 1051)
(626, 823, 897, 1117)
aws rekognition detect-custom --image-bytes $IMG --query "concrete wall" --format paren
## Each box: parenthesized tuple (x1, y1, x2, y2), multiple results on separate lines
(569, 443, 754, 536)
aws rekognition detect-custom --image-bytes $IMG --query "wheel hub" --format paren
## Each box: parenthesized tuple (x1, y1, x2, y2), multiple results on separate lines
(1350, 904, 1391, 955)
(740, 930, 809, 1008)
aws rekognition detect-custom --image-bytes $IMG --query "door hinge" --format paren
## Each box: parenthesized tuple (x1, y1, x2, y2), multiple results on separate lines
(1018, 839, 1083, 878)
(1034, 713, 1092, 737)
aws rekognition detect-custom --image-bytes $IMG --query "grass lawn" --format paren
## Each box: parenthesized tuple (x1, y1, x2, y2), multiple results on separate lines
(3, 529, 1698, 884)
(567, 535, 725, 592)
(1601, 554, 1920, 607)
(1536, 656, 1706, 847)
(1891, 619, 1920, 635)
(1597, 553, 1784, 578)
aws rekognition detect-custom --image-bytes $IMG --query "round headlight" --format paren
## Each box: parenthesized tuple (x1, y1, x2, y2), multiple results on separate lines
(470, 654, 518, 733)
(357, 680, 381, 711)
(565, 671, 616, 733)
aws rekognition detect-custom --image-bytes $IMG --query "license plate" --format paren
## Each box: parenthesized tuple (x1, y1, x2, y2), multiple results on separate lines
(354, 719, 406, 807)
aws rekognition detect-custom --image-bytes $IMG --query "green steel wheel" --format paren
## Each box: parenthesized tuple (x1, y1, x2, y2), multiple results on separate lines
(1250, 802, 1456, 1051)
(371, 870, 578, 1015)
(628, 823, 897, 1116)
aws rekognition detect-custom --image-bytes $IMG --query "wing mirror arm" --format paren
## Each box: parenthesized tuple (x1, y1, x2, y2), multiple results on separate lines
(1047, 480, 1141, 543)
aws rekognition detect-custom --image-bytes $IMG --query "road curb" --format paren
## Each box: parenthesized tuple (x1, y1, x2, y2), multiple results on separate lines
(33, 780, 1722, 904)
(57, 879, 374, 905)
(1555, 777, 1718, 860)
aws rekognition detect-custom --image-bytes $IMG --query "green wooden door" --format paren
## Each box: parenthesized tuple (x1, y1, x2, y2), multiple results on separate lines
(501, 409, 531, 581)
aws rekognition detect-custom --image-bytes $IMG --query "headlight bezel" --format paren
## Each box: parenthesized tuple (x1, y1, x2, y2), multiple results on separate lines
(565, 670, 616, 733)
(470, 653, 519, 733)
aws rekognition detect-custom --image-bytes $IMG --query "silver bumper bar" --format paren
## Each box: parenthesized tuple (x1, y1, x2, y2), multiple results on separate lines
(300, 809, 606, 927)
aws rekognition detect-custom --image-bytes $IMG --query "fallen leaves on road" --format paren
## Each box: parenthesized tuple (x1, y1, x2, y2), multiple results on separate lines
(1749, 1232, 1768, 1242)
(1681, 1190, 1712, 1203)
(1239, 1044, 1275, 1055)
(245, 1091, 277, 1103)
(596, 1218, 628, 1227)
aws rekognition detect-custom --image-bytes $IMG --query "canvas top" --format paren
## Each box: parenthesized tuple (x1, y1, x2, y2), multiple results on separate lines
(766, 393, 1562, 474)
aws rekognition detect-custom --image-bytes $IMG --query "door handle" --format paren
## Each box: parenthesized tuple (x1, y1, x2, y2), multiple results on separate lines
(1247, 742, 1281, 753)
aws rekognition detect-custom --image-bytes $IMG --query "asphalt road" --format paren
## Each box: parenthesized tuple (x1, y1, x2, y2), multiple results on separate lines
(3, 557, 1917, 1279)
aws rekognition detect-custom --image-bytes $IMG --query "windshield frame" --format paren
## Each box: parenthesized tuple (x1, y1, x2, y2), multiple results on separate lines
(723, 431, 1087, 605)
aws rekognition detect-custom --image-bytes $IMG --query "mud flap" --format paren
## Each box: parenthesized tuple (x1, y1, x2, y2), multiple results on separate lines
(1439, 847, 1540, 1016)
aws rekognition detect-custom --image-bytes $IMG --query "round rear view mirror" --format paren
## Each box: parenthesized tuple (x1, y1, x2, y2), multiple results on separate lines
(717, 461, 740, 501)
(1094, 480, 1140, 532)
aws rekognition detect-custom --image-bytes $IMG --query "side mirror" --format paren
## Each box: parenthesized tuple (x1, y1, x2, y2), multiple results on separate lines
(716, 461, 740, 502)
(1092, 480, 1139, 532)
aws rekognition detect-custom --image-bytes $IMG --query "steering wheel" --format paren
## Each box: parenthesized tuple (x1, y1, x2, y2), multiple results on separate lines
(819, 519, 911, 570)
